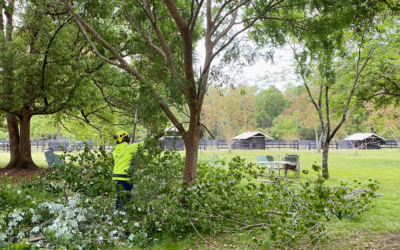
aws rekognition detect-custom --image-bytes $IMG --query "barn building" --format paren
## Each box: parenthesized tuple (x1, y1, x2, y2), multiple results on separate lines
(160, 127, 184, 150)
(343, 133, 386, 150)
(232, 131, 274, 150)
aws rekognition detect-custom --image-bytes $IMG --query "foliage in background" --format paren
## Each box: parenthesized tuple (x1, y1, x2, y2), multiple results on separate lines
(202, 84, 257, 151)
(268, 113, 299, 140)
(254, 86, 288, 129)
(357, 16, 400, 106)
(367, 102, 400, 151)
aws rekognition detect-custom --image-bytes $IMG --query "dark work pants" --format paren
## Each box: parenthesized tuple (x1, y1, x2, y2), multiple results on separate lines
(115, 180, 133, 210)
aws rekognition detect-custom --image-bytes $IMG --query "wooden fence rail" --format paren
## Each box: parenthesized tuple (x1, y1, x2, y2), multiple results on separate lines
(0, 139, 396, 152)
(265, 140, 299, 150)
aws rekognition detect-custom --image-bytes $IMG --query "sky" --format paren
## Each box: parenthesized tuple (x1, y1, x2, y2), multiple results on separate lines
(195, 39, 298, 93)
(240, 47, 298, 91)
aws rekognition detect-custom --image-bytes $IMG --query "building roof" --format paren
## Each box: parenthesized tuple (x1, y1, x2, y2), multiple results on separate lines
(343, 133, 386, 141)
(164, 127, 179, 132)
(233, 131, 274, 140)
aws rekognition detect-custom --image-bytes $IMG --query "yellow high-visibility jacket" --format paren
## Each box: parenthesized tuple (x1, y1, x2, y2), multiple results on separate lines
(112, 141, 144, 181)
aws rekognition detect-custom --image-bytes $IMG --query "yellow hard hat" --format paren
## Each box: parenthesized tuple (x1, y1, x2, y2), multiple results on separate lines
(113, 131, 129, 144)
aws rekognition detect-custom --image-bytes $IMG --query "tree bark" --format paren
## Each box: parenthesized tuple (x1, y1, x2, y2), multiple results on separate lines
(6, 113, 20, 166)
(3, 113, 39, 170)
(227, 137, 232, 153)
(183, 124, 202, 183)
(321, 139, 330, 179)
(315, 127, 321, 153)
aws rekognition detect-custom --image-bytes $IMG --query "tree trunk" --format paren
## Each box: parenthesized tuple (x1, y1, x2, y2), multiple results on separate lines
(227, 137, 232, 153)
(397, 139, 400, 152)
(5, 113, 20, 167)
(183, 126, 202, 183)
(3, 113, 39, 170)
(57, 125, 61, 138)
(321, 140, 330, 179)
(315, 127, 321, 153)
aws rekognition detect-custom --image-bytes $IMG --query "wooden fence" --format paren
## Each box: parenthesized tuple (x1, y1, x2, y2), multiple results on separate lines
(380, 140, 399, 149)
(0, 139, 396, 152)
(0, 141, 9, 151)
(265, 140, 299, 150)
(307, 141, 339, 150)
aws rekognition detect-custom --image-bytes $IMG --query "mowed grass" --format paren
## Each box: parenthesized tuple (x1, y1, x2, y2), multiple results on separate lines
(0, 150, 48, 168)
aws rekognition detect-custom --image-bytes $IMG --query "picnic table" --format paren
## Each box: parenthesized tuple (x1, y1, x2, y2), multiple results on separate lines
(254, 160, 291, 177)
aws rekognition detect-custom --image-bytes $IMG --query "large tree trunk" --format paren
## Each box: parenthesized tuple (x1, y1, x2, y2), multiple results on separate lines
(183, 124, 202, 183)
(3, 113, 38, 170)
(321, 140, 330, 179)
(315, 127, 321, 153)
(6, 113, 20, 167)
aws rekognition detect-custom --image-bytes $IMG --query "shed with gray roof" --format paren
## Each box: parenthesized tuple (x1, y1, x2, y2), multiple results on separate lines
(232, 131, 273, 150)
(343, 133, 386, 150)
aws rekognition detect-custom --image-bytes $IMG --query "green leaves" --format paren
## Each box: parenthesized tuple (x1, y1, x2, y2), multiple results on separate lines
(74, 0, 85, 14)
(254, 86, 288, 129)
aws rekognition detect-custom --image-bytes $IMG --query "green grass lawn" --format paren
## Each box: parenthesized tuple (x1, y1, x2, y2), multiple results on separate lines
(0, 150, 48, 168)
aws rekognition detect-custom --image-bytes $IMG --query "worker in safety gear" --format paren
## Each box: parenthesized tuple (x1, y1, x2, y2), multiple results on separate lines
(112, 130, 144, 210)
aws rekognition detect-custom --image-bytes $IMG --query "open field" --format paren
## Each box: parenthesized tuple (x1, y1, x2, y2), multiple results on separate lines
(1, 149, 399, 249)
(0, 151, 48, 168)
(198, 149, 400, 249)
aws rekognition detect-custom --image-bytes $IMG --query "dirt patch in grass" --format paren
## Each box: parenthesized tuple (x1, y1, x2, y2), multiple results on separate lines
(341, 232, 399, 249)
(314, 232, 400, 250)
(183, 232, 400, 250)
(0, 168, 46, 184)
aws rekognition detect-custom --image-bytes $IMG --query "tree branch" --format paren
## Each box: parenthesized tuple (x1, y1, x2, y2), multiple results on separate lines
(143, 0, 177, 75)
(41, 18, 70, 107)
(212, 9, 238, 47)
(329, 42, 376, 141)
(212, 0, 237, 27)
(61, 0, 145, 79)
(202, 1, 284, 77)
(189, 0, 204, 34)
(212, 0, 250, 37)
(62, 0, 185, 133)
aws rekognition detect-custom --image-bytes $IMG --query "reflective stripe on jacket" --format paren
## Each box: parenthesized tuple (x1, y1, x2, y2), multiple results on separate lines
(112, 141, 144, 181)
